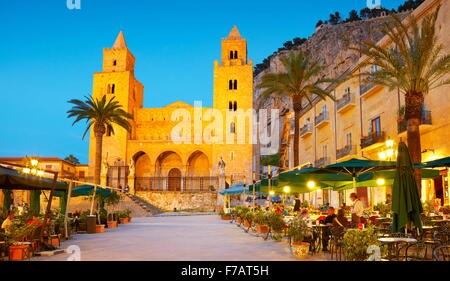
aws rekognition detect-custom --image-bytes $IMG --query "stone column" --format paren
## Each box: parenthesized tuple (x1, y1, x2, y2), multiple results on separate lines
(216, 175, 226, 213)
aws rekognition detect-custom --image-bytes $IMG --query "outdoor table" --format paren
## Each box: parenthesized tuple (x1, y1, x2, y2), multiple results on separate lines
(378, 237, 417, 261)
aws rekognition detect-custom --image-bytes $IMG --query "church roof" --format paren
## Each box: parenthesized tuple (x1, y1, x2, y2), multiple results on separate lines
(113, 31, 127, 48)
(162, 101, 193, 109)
(226, 26, 242, 40)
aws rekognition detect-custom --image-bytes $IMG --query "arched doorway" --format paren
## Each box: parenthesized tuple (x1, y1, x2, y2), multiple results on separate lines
(168, 168, 182, 191)
(133, 151, 151, 191)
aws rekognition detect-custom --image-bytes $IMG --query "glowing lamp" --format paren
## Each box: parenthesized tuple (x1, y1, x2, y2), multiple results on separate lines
(269, 191, 275, 196)
(23, 168, 31, 174)
(386, 139, 395, 148)
(283, 186, 291, 193)
(377, 178, 386, 186)
(31, 159, 39, 167)
(386, 149, 395, 158)
(307, 181, 316, 189)
(378, 152, 387, 160)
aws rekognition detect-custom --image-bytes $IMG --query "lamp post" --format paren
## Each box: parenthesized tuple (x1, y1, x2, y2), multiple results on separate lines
(378, 138, 396, 161)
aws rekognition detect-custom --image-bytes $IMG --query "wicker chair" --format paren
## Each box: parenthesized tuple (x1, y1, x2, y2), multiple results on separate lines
(434, 245, 450, 261)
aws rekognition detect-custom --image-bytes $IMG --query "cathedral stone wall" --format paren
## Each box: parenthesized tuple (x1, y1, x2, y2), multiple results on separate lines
(136, 191, 218, 212)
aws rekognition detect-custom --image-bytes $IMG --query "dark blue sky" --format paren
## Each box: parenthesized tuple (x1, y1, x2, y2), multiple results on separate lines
(0, 0, 405, 163)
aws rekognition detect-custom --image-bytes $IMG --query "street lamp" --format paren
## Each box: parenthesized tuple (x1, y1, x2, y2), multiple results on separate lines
(307, 180, 316, 189)
(377, 178, 386, 186)
(22, 158, 44, 176)
(378, 138, 397, 161)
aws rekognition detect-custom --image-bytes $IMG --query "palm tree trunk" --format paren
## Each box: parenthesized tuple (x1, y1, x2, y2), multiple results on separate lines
(405, 91, 424, 197)
(293, 110, 300, 168)
(94, 129, 105, 185)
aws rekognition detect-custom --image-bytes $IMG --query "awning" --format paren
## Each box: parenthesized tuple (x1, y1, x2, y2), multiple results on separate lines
(418, 157, 450, 168)
(54, 185, 112, 198)
(0, 166, 68, 191)
(219, 183, 248, 195)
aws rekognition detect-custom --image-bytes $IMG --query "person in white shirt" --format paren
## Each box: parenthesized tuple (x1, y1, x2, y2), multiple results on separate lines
(350, 193, 364, 224)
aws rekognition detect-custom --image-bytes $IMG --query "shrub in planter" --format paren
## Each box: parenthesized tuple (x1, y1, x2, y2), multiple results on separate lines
(243, 211, 255, 228)
(288, 217, 310, 259)
(268, 213, 286, 239)
(219, 211, 231, 220)
(373, 203, 391, 217)
(107, 221, 118, 228)
(6, 218, 38, 261)
(254, 211, 269, 234)
(95, 225, 105, 233)
(342, 226, 381, 261)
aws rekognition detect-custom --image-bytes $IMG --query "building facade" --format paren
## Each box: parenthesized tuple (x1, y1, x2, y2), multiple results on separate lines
(88, 27, 254, 193)
(293, 0, 450, 207)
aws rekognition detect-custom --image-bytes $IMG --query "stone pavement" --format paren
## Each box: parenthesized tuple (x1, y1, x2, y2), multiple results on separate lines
(34, 215, 331, 261)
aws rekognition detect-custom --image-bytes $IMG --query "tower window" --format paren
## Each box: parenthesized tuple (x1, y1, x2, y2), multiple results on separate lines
(106, 127, 112, 137)
(230, 122, 236, 134)
(111, 84, 116, 94)
(113, 60, 117, 66)
(234, 80, 238, 90)
(229, 101, 233, 111)
(229, 80, 233, 90)
(234, 101, 237, 111)
(234, 51, 238, 59)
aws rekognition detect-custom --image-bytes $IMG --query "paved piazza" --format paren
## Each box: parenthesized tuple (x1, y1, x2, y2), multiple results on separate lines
(35, 215, 330, 261)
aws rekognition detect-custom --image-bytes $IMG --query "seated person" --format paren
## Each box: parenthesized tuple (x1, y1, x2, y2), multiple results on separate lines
(333, 208, 349, 228)
(274, 204, 284, 215)
(321, 207, 337, 252)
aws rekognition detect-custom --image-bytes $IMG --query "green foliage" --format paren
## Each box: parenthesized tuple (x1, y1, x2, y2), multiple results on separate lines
(5, 218, 39, 245)
(260, 154, 280, 167)
(243, 211, 255, 224)
(398, 0, 425, 13)
(67, 95, 133, 139)
(235, 206, 251, 219)
(118, 209, 132, 219)
(373, 202, 391, 217)
(64, 154, 80, 165)
(287, 217, 309, 244)
(267, 213, 286, 232)
(219, 211, 230, 217)
(423, 200, 438, 214)
(104, 191, 123, 207)
(301, 200, 310, 209)
(342, 226, 381, 261)
(253, 211, 269, 226)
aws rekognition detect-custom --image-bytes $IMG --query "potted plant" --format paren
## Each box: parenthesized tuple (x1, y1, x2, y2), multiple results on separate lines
(288, 217, 310, 259)
(105, 191, 122, 228)
(254, 211, 269, 235)
(268, 213, 285, 241)
(78, 211, 89, 232)
(342, 226, 381, 261)
(6, 219, 38, 261)
(243, 211, 254, 228)
(219, 211, 231, 221)
(119, 210, 131, 224)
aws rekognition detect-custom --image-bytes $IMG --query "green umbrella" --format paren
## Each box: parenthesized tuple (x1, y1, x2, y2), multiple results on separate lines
(30, 190, 41, 216)
(392, 142, 423, 233)
(418, 157, 450, 168)
(59, 191, 68, 215)
(54, 185, 111, 198)
(2, 189, 12, 215)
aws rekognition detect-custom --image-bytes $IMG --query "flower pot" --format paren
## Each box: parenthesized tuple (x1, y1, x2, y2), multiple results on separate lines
(119, 218, 128, 224)
(256, 225, 269, 235)
(107, 221, 118, 228)
(128, 217, 132, 223)
(9, 245, 30, 261)
(236, 217, 242, 224)
(244, 220, 251, 228)
(79, 222, 87, 232)
(95, 225, 105, 233)
(47, 237, 60, 246)
(221, 215, 232, 221)
(291, 242, 310, 259)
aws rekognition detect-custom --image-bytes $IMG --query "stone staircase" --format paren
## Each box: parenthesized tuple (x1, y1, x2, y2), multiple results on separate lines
(124, 193, 162, 216)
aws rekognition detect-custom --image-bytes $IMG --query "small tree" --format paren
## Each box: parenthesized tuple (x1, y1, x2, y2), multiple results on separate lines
(64, 154, 80, 165)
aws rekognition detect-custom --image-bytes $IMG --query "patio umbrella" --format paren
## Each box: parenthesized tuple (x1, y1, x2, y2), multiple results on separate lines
(54, 185, 111, 198)
(391, 142, 423, 233)
(0, 166, 68, 191)
(2, 189, 12, 215)
(219, 183, 248, 195)
(59, 191, 68, 215)
(30, 190, 41, 216)
(418, 157, 450, 168)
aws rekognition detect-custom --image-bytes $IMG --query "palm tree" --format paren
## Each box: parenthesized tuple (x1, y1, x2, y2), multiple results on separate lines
(356, 7, 450, 193)
(256, 50, 336, 168)
(67, 95, 133, 184)
(64, 154, 80, 165)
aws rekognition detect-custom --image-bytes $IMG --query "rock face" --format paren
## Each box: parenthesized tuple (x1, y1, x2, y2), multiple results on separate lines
(136, 191, 218, 212)
(254, 13, 409, 113)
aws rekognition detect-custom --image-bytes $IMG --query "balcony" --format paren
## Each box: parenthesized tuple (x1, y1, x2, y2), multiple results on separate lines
(336, 145, 357, 160)
(300, 123, 313, 138)
(361, 131, 386, 150)
(360, 83, 382, 98)
(336, 93, 356, 114)
(398, 110, 433, 135)
(315, 112, 330, 129)
(315, 157, 329, 168)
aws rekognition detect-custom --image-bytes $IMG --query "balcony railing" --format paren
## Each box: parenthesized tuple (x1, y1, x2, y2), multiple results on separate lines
(135, 177, 219, 192)
(336, 145, 357, 160)
(337, 93, 355, 112)
(360, 83, 375, 96)
(397, 110, 433, 134)
(300, 123, 313, 137)
(315, 112, 329, 127)
(315, 157, 329, 168)
(361, 131, 386, 149)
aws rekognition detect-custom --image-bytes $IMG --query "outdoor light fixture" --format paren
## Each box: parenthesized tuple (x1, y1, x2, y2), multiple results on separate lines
(269, 191, 275, 196)
(307, 181, 316, 189)
(378, 152, 387, 160)
(283, 186, 291, 193)
(377, 178, 386, 186)
(386, 139, 395, 148)
(22, 158, 44, 176)
(379, 139, 396, 161)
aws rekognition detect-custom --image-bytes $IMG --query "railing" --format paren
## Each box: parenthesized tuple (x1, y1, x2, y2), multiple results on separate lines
(361, 131, 386, 149)
(300, 123, 313, 136)
(397, 110, 433, 134)
(337, 93, 354, 111)
(360, 83, 375, 96)
(336, 145, 357, 159)
(315, 157, 329, 168)
(315, 112, 329, 126)
(135, 177, 219, 192)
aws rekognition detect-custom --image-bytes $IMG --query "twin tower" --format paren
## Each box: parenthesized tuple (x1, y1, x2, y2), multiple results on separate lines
(88, 27, 254, 188)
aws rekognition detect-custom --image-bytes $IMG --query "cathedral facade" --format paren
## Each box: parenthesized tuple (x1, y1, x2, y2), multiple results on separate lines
(88, 27, 254, 193)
